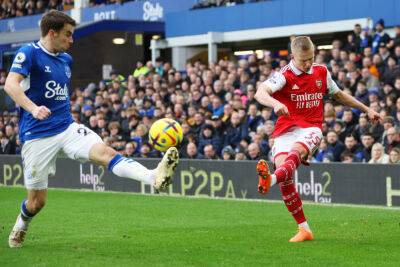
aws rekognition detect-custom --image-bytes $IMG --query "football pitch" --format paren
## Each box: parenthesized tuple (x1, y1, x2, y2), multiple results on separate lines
(1, 186, 399, 266)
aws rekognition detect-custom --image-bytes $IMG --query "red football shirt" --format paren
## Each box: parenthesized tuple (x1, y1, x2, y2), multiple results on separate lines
(263, 61, 340, 137)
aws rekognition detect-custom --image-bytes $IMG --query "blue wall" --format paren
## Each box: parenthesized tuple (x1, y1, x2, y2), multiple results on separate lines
(166, 0, 400, 37)
(0, 0, 196, 33)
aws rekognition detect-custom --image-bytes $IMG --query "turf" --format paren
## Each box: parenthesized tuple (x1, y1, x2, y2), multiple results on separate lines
(0, 186, 399, 267)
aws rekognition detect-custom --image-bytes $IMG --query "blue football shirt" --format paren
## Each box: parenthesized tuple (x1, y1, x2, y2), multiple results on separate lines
(9, 42, 74, 142)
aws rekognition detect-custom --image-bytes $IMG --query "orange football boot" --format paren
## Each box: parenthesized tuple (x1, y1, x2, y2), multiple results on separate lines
(257, 159, 272, 194)
(289, 227, 314, 242)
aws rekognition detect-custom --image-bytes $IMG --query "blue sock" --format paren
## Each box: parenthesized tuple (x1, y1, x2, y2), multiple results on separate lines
(108, 154, 123, 172)
(20, 200, 35, 221)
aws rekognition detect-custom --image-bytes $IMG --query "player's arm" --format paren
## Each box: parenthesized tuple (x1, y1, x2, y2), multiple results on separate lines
(327, 70, 381, 122)
(255, 73, 289, 116)
(4, 72, 51, 120)
(332, 90, 381, 122)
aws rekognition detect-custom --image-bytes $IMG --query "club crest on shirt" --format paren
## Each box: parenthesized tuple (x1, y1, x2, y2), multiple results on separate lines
(316, 79, 322, 89)
(65, 65, 71, 78)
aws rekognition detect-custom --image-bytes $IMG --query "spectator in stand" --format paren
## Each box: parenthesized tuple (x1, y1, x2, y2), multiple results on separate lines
(223, 112, 248, 150)
(203, 144, 219, 160)
(372, 54, 386, 77)
(138, 142, 159, 158)
(1, 130, 14, 154)
(378, 42, 391, 64)
(383, 126, 400, 153)
(198, 124, 222, 155)
(372, 19, 391, 54)
(381, 57, 400, 86)
(326, 130, 345, 162)
(341, 108, 357, 139)
(221, 145, 235, 160)
(247, 142, 264, 160)
(389, 147, 400, 163)
(124, 142, 136, 158)
(234, 147, 246, 161)
(368, 143, 389, 163)
(133, 61, 149, 78)
(381, 116, 396, 141)
(191, 112, 205, 136)
(313, 138, 332, 163)
(184, 142, 205, 159)
(4, 124, 17, 153)
(360, 132, 375, 162)
(361, 67, 380, 90)
(342, 134, 363, 162)
(340, 151, 356, 163)
(344, 33, 359, 53)
(211, 96, 224, 118)
(247, 103, 263, 133)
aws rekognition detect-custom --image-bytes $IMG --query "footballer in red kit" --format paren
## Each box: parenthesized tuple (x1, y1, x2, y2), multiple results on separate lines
(255, 36, 381, 242)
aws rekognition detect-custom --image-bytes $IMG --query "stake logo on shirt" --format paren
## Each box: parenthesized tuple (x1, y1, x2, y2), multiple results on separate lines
(45, 80, 69, 100)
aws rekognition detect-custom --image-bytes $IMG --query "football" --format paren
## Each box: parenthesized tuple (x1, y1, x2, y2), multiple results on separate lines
(148, 118, 183, 152)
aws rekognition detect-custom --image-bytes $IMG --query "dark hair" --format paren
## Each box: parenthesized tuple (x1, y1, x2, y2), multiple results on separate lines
(345, 133, 357, 140)
(362, 132, 374, 139)
(40, 10, 76, 37)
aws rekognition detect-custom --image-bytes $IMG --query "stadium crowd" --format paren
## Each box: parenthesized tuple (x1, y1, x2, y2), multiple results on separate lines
(191, 0, 265, 10)
(0, 0, 136, 19)
(1, 20, 400, 163)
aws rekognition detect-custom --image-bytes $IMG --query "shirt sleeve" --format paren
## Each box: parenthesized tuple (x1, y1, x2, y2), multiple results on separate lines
(327, 69, 340, 95)
(262, 71, 286, 93)
(9, 45, 33, 77)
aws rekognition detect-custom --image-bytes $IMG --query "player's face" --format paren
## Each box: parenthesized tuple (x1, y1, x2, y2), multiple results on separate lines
(292, 48, 314, 73)
(53, 23, 74, 52)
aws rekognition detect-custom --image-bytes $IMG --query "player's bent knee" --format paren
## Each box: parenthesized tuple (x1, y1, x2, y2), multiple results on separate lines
(89, 143, 118, 166)
(291, 144, 308, 159)
(104, 146, 117, 158)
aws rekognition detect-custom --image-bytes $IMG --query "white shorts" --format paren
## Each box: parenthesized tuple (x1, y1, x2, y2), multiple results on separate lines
(22, 122, 103, 190)
(271, 127, 323, 162)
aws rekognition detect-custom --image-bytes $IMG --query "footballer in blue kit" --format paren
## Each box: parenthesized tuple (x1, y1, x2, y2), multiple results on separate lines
(5, 10, 179, 248)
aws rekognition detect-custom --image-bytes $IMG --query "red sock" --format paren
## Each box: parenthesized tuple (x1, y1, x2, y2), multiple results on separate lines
(274, 150, 301, 183)
(279, 180, 306, 224)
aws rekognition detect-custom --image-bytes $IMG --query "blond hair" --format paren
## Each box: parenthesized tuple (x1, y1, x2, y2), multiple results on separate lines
(291, 36, 314, 53)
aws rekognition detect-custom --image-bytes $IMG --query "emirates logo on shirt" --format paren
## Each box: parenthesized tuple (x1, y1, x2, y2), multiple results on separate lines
(290, 92, 323, 109)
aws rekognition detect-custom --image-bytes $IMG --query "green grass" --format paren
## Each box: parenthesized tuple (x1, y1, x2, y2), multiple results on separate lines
(0, 186, 399, 267)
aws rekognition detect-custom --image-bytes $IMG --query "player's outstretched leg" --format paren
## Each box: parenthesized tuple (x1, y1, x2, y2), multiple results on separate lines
(9, 200, 38, 248)
(154, 147, 179, 191)
(105, 145, 179, 191)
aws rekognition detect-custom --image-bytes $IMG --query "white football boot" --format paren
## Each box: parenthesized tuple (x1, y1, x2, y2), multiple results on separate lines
(154, 147, 179, 191)
(9, 215, 28, 248)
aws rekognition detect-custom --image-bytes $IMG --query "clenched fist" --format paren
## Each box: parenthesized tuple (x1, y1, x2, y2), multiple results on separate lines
(367, 108, 382, 123)
(274, 102, 290, 117)
(32, 106, 51, 120)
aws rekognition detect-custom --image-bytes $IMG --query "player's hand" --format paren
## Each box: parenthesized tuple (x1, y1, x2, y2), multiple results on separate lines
(32, 105, 51, 120)
(366, 108, 382, 123)
(274, 102, 290, 117)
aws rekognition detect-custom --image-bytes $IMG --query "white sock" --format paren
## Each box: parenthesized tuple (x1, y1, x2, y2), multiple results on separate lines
(15, 214, 30, 230)
(109, 156, 156, 185)
(299, 221, 311, 232)
(270, 174, 277, 186)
